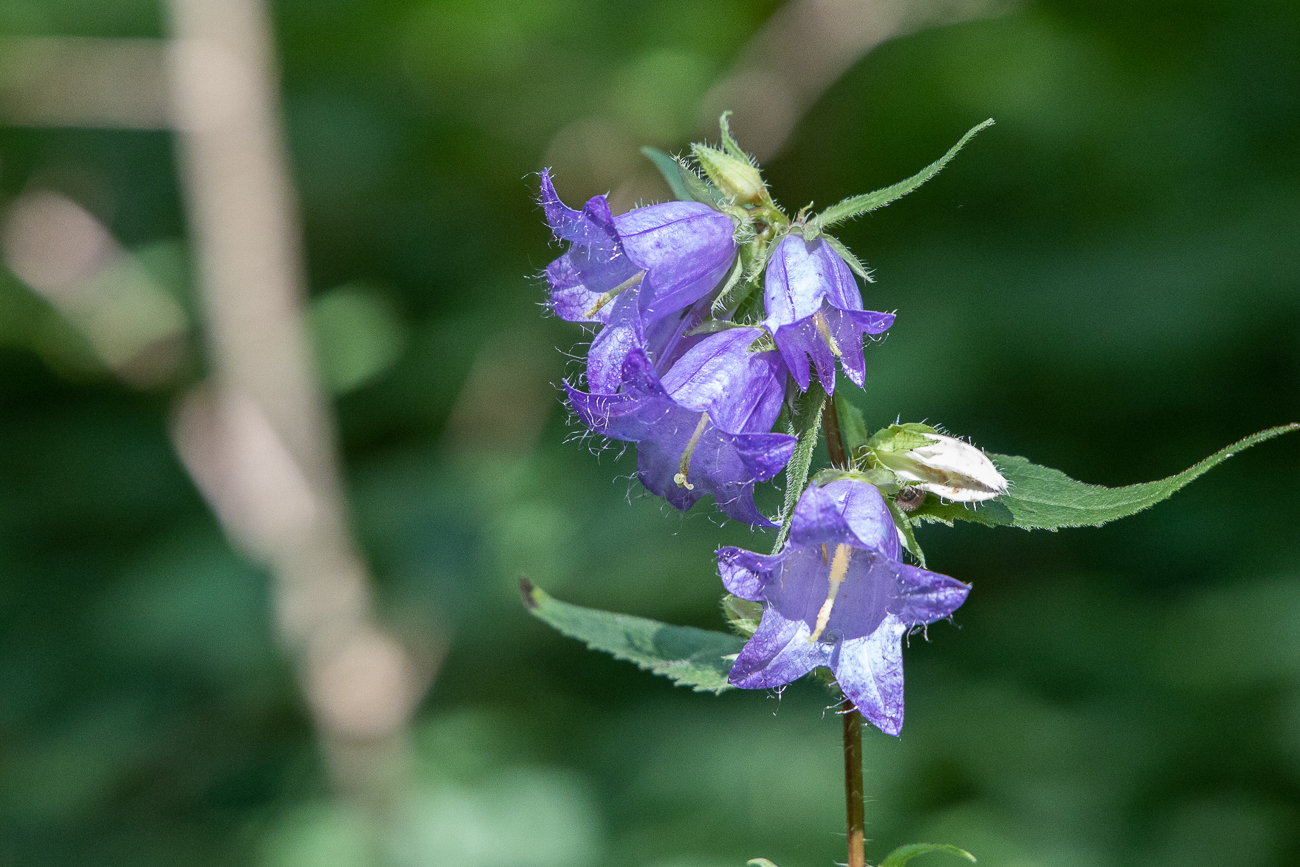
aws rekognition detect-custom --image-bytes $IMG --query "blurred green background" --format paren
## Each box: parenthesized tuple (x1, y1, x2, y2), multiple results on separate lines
(1, 0, 1299, 865)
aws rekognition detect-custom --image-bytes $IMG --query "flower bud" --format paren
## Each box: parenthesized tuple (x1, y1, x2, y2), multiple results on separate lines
(692, 144, 767, 206)
(867, 424, 1007, 503)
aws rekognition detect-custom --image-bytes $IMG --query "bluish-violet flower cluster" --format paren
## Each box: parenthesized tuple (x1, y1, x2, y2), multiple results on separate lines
(538, 119, 1002, 734)
(541, 166, 893, 525)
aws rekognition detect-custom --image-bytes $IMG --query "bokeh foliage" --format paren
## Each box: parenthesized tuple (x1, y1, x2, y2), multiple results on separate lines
(0, 0, 1298, 865)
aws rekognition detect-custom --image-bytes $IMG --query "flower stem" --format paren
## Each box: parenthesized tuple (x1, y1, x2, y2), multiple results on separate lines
(824, 399, 865, 867)
(842, 697, 867, 867)
(822, 391, 849, 469)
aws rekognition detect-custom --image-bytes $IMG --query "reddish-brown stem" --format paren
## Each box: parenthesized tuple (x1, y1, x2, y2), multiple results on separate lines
(843, 698, 866, 867)
(823, 396, 865, 867)
(822, 392, 850, 469)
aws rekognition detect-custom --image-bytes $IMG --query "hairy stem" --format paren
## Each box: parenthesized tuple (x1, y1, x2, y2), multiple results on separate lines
(843, 697, 866, 867)
(823, 397, 864, 867)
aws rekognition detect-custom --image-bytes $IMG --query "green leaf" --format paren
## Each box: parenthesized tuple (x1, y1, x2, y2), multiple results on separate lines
(811, 119, 994, 229)
(774, 384, 826, 553)
(640, 146, 722, 207)
(879, 842, 976, 867)
(834, 390, 870, 455)
(912, 424, 1299, 530)
(521, 579, 743, 693)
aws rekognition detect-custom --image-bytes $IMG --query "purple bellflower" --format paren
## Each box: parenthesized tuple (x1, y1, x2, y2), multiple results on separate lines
(566, 325, 796, 526)
(540, 170, 737, 328)
(717, 478, 969, 734)
(763, 234, 894, 394)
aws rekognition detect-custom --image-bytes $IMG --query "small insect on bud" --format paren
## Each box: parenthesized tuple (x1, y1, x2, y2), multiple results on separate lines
(868, 425, 1008, 503)
(895, 485, 927, 512)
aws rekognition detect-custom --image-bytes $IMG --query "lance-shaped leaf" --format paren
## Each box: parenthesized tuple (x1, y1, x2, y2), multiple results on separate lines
(521, 579, 744, 694)
(810, 119, 994, 229)
(879, 843, 977, 867)
(641, 146, 724, 207)
(912, 424, 1299, 530)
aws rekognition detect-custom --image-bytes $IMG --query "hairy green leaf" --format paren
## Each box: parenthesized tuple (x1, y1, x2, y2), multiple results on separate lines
(521, 579, 743, 693)
(913, 424, 1299, 530)
(835, 390, 870, 455)
(879, 843, 976, 867)
(811, 119, 994, 229)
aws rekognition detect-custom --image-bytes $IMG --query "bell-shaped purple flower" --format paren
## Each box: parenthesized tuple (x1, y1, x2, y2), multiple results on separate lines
(717, 478, 969, 734)
(540, 171, 737, 328)
(566, 327, 796, 526)
(763, 234, 894, 394)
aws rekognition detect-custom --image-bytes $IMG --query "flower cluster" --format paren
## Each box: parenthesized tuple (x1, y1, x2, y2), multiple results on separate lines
(538, 118, 1003, 734)
(541, 154, 893, 524)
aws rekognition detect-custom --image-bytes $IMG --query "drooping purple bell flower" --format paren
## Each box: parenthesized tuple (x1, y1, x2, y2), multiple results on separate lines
(566, 326, 796, 526)
(717, 478, 969, 734)
(540, 170, 737, 328)
(763, 234, 894, 394)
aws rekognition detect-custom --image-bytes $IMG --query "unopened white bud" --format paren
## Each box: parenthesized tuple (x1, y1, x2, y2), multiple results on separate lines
(874, 432, 1007, 503)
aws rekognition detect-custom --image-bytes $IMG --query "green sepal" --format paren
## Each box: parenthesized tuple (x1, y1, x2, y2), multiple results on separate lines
(722, 594, 762, 637)
(809, 466, 899, 491)
(521, 579, 743, 693)
(810, 119, 994, 229)
(686, 319, 749, 336)
(640, 146, 724, 207)
(886, 498, 927, 567)
(773, 384, 826, 553)
(709, 254, 749, 315)
(822, 233, 873, 282)
(879, 842, 977, 867)
(717, 110, 749, 162)
(866, 423, 941, 454)
(911, 424, 1299, 531)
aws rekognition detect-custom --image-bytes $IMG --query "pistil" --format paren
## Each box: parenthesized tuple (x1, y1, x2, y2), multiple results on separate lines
(673, 412, 711, 490)
(584, 270, 645, 318)
(813, 309, 842, 358)
(809, 543, 852, 643)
